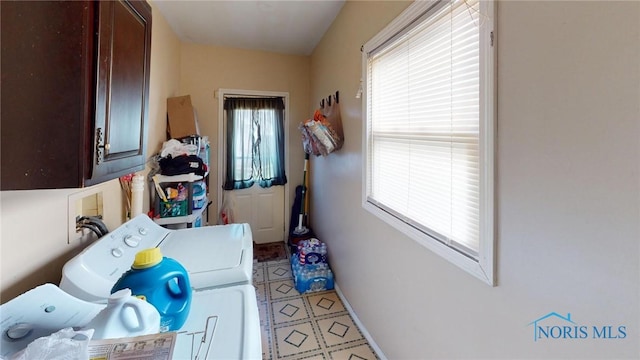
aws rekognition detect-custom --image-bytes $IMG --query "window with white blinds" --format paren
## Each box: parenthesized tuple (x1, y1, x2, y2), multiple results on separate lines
(362, 0, 495, 284)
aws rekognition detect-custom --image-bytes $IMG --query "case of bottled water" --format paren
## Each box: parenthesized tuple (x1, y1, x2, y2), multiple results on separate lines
(291, 238, 334, 293)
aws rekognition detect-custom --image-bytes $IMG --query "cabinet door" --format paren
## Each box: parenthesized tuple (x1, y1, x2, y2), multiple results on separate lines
(89, 0, 151, 185)
(0, 1, 94, 190)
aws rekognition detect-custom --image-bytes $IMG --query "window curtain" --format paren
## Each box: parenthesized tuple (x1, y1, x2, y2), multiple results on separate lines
(223, 97, 287, 190)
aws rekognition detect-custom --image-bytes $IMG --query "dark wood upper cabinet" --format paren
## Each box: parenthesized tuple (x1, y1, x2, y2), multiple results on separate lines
(1, 0, 152, 190)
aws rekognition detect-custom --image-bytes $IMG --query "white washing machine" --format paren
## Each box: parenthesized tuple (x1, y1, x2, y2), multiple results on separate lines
(60, 214, 253, 301)
(58, 214, 261, 359)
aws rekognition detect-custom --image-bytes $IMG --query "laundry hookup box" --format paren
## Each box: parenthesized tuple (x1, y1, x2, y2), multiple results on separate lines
(290, 238, 334, 294)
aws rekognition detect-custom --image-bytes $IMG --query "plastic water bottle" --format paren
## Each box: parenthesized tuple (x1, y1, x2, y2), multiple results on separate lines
(83, 288, 160, 339)
(299, 246, 307, 266)
(111, 248, 192, 332)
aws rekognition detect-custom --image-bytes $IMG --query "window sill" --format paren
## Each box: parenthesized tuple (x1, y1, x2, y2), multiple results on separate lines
(363, 200, 495, 286)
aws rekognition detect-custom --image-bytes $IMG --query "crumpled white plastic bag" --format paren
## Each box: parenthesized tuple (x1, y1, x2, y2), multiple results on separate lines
(10, 328, 94, 360)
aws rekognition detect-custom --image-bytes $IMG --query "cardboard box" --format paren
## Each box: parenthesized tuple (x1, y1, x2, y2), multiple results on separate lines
(167, 95, 198, 139)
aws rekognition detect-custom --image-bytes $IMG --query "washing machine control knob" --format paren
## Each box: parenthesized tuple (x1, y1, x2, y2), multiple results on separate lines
(6, 323, 33, 340)
(111, 247, 124, 258)
(123, 234, 141, 247)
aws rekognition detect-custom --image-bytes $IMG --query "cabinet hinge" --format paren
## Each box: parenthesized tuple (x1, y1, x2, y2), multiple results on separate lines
(96, 128, 109, 164)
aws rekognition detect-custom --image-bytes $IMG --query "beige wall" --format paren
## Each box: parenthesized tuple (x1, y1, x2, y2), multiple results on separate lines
(0, 6, 310, 302)
(0, 3, 181, 302)
(310, 1, 639, 358)
(2, 1, 639, 358)
(177, 43, 310, 217)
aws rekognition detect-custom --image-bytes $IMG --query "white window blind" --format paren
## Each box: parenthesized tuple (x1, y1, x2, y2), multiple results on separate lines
(365, 0, 487, 260)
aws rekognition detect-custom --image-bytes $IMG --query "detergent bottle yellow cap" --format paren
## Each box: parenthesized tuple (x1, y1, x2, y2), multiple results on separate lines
(132, 248, 163, 269)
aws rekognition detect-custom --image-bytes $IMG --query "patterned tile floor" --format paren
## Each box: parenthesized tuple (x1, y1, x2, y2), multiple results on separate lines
(253, 259, 379, 360)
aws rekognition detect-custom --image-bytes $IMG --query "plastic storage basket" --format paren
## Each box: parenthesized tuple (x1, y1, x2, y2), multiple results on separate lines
(158, 199, 188, 218)
(156, 182, 190, 218)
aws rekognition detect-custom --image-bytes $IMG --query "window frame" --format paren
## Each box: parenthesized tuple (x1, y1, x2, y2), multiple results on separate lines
(361, 0, 496, 285)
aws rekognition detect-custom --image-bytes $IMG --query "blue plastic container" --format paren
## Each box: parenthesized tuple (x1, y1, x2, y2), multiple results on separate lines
(192, 181, 207, 209)
(111, 248, 192, 332)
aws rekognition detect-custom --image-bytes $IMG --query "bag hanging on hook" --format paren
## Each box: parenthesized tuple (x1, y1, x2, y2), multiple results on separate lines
(299, 110, 335, 156)
(320, 91, 343, 152)
(300, 91, 344, 156)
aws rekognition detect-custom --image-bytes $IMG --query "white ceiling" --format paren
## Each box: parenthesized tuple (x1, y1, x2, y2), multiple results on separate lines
(153, 0, 346, 56)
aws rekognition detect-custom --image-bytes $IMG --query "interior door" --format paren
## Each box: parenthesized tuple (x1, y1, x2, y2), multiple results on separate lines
(219, 92, 288, 245)
(226, 185, 284, 244)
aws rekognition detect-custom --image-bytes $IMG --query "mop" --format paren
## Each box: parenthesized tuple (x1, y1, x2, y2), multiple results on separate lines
(293, 153, 310, 235)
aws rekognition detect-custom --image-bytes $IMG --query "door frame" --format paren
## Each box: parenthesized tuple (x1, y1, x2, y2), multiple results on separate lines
(216, 88, 290, 243)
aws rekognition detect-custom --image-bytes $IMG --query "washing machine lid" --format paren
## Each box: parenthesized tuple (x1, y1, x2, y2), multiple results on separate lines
(0, 284, 105, 358)
(158, 223, 253, 290)
(173, 284, 261, 360)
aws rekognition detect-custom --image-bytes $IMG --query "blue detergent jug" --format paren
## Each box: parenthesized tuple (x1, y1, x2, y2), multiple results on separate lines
(111, 248, 192, 332)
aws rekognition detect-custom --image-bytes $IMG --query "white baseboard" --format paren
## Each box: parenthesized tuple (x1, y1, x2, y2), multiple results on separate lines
(334, 282, 388, 360)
